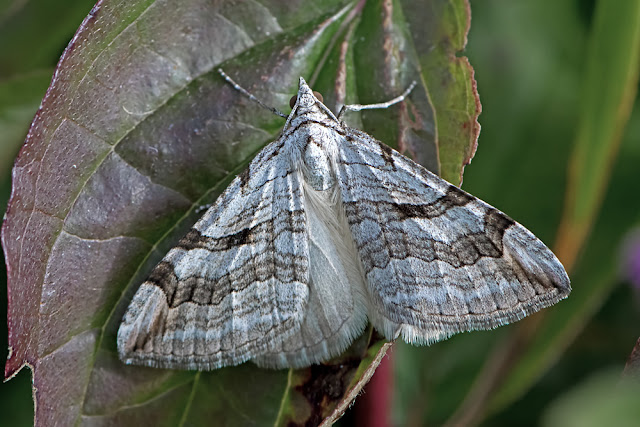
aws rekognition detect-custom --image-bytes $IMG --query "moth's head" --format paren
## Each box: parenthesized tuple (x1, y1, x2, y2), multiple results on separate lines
(289, 77, 325, 114)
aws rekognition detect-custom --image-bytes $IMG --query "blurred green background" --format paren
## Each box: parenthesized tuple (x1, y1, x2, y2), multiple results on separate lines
(1, 0, 639, 426)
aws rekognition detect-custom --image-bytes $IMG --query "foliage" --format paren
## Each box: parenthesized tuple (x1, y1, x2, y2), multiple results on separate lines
(1, 0, 639, 425)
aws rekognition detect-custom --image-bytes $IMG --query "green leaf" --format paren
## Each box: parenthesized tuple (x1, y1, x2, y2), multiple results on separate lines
(0, 0, 98, 77)
(542, 369, 640, 427)
(487, 104, 640, 416)
(0, 70, 51, 185)
(554, 0, 640, 270)
(487, 0, 640, 413)
(394, 0, 640, 424)
(403, 0, 480, 185)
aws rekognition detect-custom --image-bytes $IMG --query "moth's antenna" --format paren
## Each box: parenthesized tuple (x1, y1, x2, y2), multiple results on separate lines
(337, 81, 417, 120)
(218, 69, 288, 118)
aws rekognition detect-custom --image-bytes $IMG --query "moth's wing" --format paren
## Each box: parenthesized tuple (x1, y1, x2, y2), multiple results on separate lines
(252, 181, 369, 369)
(336, 129, 571, 344)
(117, 138, 310, 370)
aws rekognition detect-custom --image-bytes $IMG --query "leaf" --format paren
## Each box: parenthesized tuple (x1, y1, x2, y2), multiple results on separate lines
(541, 369, 640, 426)
(623, 337, 640, 380)
(0, 69, 53, 427)
(0, 71, 52, 178)
(1, 2, 104, 424)
(554, 0, 640, 271)
(2, 0, 479, 425)
(437, 0, 640, 423)
(402, 0, 480, 185)
(487, 0, 640, 413)
(0, 0, 99, 77)
(486, 118, 640, 416)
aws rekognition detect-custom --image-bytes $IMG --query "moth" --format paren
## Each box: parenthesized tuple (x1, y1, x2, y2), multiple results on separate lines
(117, 72, 570, 370)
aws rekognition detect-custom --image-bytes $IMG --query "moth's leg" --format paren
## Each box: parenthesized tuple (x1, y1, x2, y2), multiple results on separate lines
(337, 81, 417, 120)
(218, 68, 288, 118)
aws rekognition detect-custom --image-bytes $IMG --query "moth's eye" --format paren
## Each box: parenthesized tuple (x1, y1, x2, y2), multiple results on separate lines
(289, 95, 297, 109)
(313, 91, 324, 103)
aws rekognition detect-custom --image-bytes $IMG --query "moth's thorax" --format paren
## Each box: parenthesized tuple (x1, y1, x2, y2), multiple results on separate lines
(302, 137, 335, 191)
(291, 121, 339, 192)
(283, 86, 342, 192)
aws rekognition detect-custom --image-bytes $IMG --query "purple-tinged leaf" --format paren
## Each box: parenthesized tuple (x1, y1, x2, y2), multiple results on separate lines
(3, 0, 479, 425)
